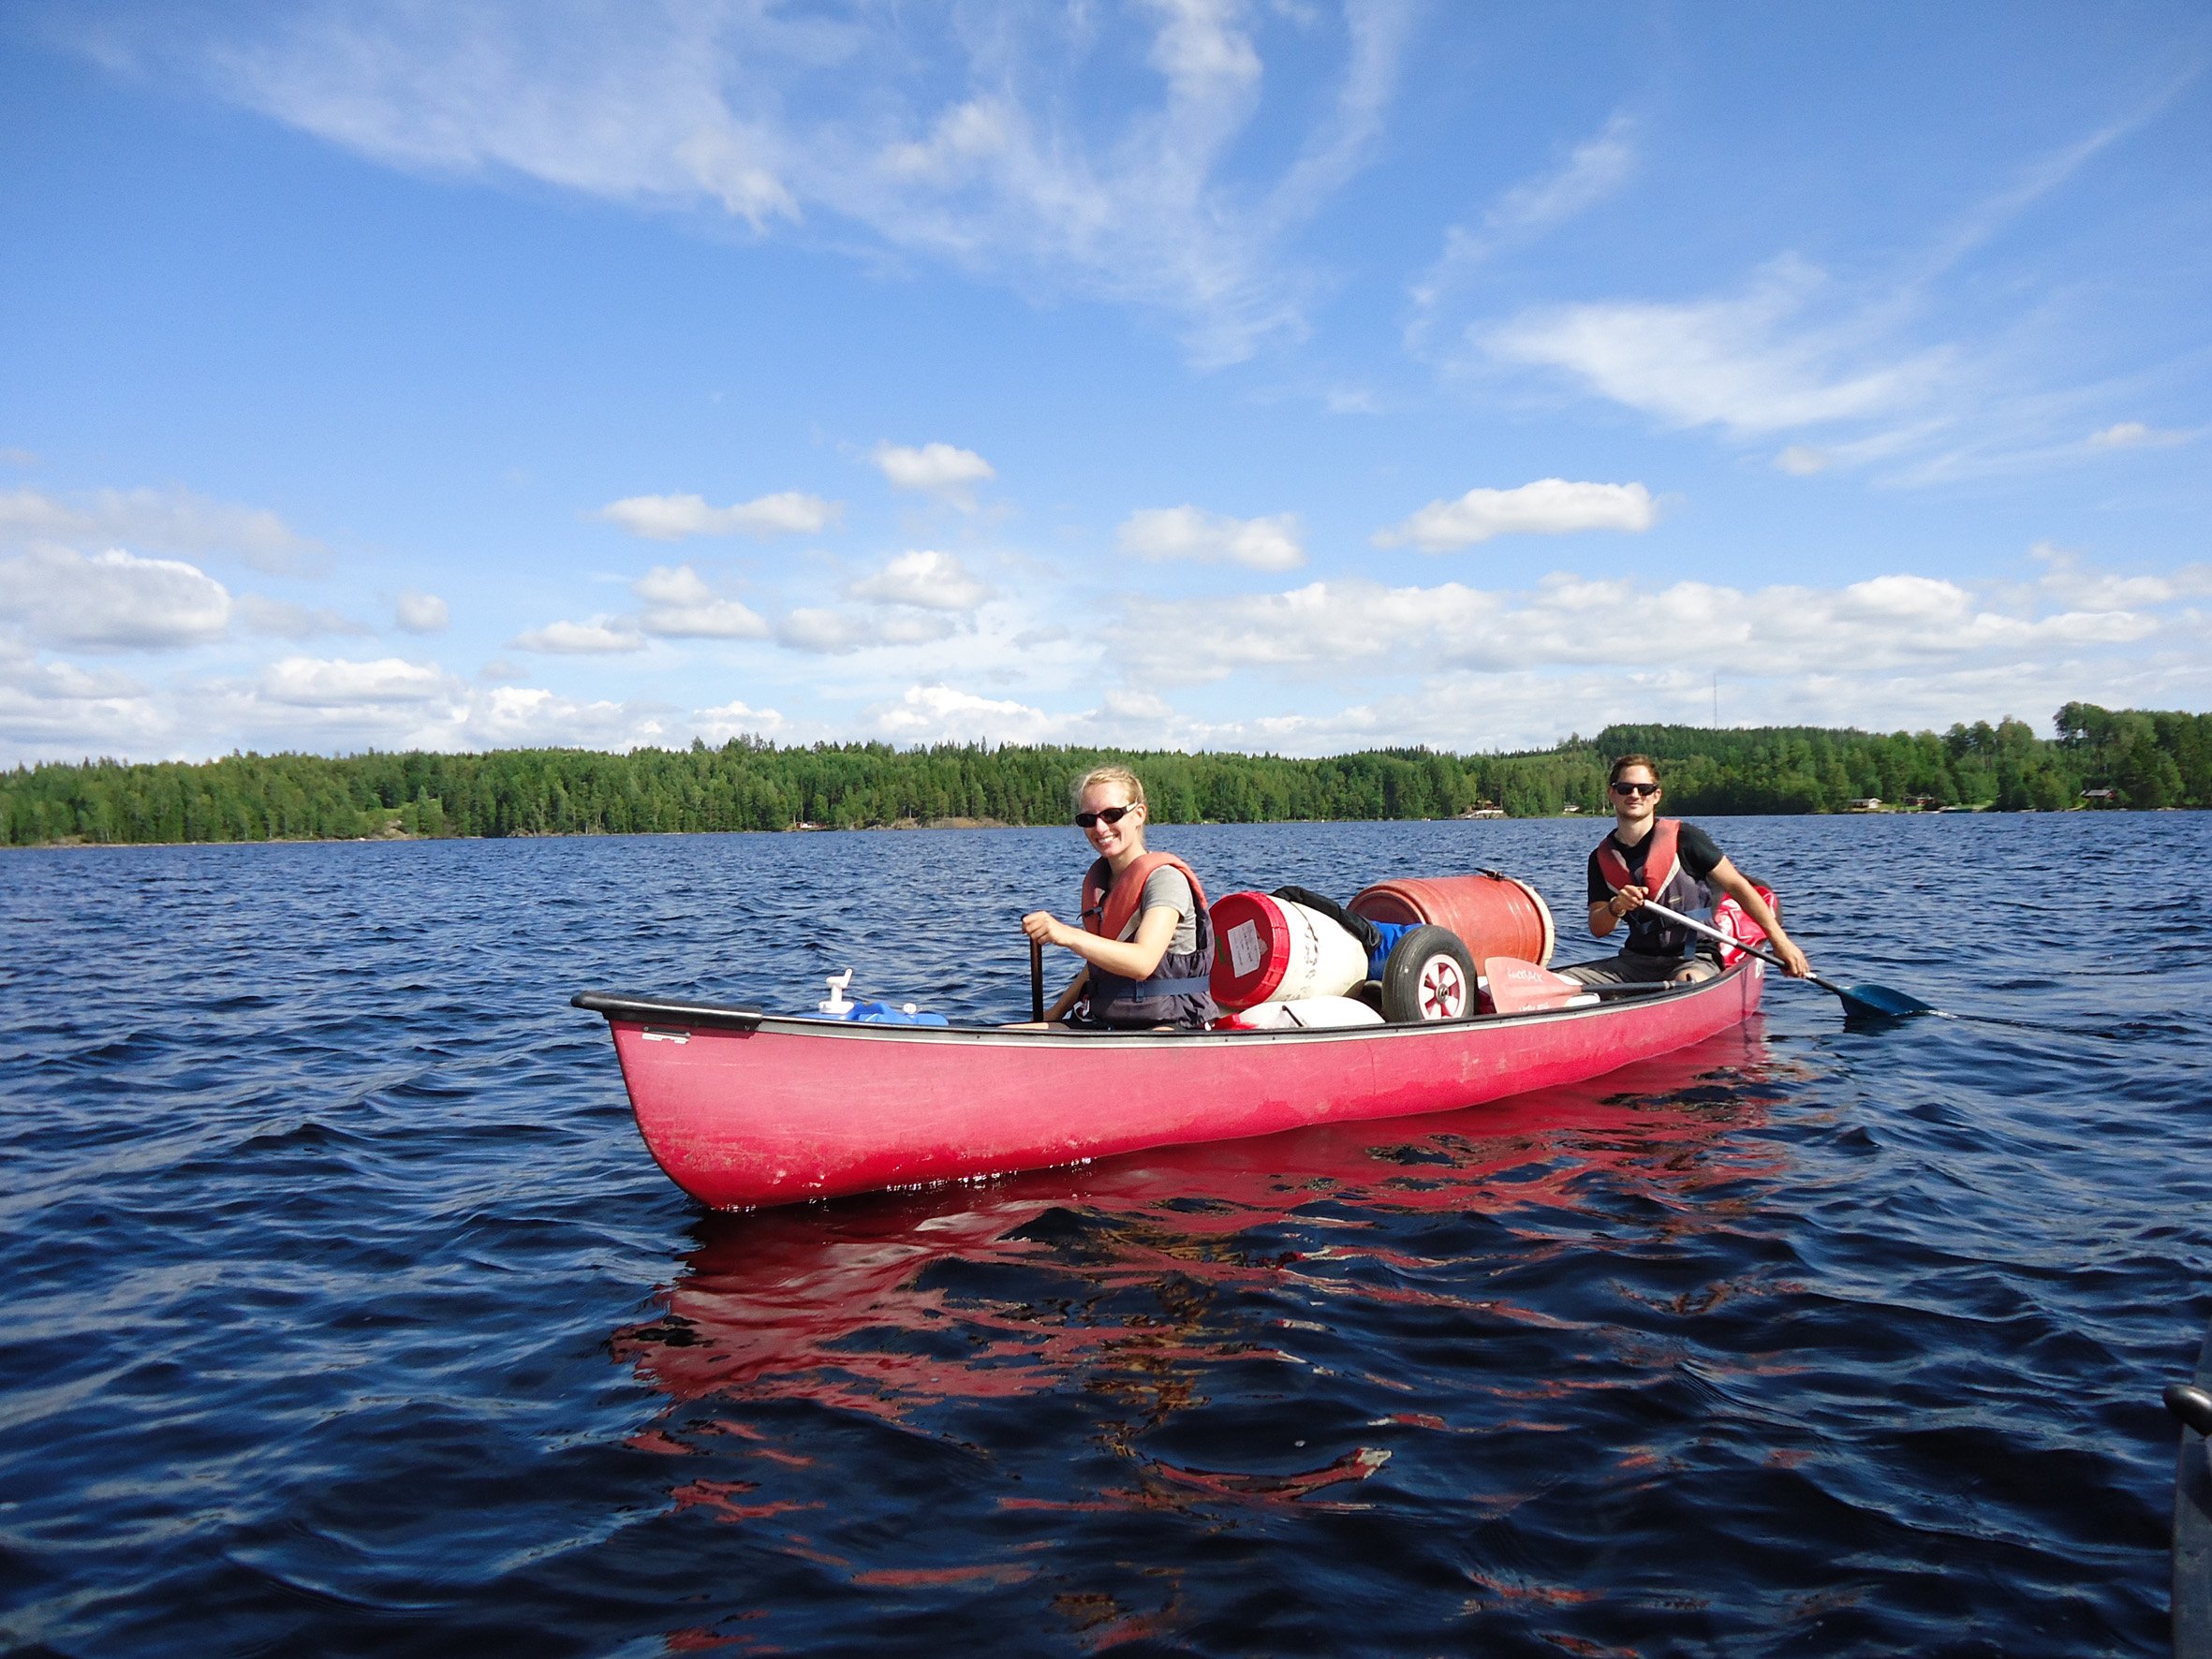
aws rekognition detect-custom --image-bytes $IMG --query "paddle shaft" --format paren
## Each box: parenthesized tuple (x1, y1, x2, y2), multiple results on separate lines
(1629, 896, 1850, 996)
(1029, 939, 1045, 1023)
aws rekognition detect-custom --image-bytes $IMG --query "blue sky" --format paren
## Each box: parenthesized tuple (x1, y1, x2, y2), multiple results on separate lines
(1, 1, 2206, 764)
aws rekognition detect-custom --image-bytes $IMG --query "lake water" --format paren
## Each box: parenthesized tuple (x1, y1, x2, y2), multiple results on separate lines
(2, 814, 2205, 1655)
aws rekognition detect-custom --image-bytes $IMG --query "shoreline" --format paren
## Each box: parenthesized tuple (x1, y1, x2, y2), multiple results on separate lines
(1, 802, 2169, 853)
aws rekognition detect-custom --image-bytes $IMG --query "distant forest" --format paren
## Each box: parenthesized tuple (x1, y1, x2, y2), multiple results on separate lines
(1, 702, 2202, 847)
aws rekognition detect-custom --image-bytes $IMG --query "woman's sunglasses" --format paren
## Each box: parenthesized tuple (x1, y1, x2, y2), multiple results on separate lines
(1074, 804, 1137, 828)
(1610, 781, 1660, 797)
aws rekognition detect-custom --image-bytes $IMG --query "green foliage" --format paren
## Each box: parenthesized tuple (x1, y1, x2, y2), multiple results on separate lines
(1, 703, 2200, 846)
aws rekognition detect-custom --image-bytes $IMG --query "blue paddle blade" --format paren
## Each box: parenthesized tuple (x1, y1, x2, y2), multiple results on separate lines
(1834, 981, 1939, 1019)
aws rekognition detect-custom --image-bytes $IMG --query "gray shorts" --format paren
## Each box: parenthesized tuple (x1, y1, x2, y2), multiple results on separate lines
(1557, 951, 1720, 986)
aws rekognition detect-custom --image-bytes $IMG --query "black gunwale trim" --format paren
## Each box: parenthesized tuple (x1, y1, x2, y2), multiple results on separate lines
(572, 991, 764, 1032)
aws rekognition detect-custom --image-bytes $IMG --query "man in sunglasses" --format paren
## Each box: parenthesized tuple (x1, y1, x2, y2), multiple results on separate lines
(1560, 754, 1810, 985)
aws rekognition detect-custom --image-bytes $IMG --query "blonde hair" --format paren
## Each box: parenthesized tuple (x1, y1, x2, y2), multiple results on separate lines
(1071, 764, 1145, 810)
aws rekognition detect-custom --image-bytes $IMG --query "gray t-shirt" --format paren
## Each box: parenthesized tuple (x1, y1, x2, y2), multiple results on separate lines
(1113, 866, 1200, 955)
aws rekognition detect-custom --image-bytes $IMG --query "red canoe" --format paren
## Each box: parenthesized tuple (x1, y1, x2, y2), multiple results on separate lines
(573, 959, 1765, 1211)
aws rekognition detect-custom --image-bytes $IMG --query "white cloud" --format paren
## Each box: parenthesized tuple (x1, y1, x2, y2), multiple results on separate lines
(511, 616, 647, 654)
(0, 485, 321, 573)
(0, 546, 232, 650)
(1116, 507, 1305, 570)
(260, 655, 449, 707)
(1111, 558, 2181, 688)
(632, 565, 770, 639)
(1485, 260, 1950, 437)
(1774, 447, 1831, 476)
(461, 686, 673, 751)
(2026, 542, 2212, 609)
(691, 697, 788, 742)
(1373, 479, 1657, 551)
(848, 550, 993, 611)
(149, 2, 1416, 364)
(1411, 110, 1637, 313)
(872, 442, 995, 500)
(396, 591, 450, 632)
(597, 490, 840, 539)
(776, 607, 959, 655)
(865, 683, 1060, 744)
(0, 639, 168, 757)
(2087, 421, 2190, 449)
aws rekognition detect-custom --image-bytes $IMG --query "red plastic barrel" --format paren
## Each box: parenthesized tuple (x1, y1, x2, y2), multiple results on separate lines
(1350, 872, 1556, 969)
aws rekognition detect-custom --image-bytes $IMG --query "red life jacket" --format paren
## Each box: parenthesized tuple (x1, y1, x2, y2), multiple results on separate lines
(1079, 851, 1217, 1028)
(1597, 817, 1682, 898)
(1595, 817, 1710, 959)
(1084, 851, 1211, 941)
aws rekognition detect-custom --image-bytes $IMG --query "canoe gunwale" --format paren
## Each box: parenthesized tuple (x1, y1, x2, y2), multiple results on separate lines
(572, 961, 1753, 1048)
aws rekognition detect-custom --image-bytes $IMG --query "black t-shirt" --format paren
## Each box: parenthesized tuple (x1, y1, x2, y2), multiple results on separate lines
(1585, 820, 1725, 957)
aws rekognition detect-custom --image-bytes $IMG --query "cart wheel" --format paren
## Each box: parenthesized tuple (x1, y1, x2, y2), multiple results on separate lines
(1379, 924, 1476, 1022)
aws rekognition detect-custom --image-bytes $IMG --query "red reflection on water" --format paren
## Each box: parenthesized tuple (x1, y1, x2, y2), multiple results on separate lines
(622, 1025, 1790, 1640)
(617, 1024, 1784, 1421)
(671, 1478, 819, 1525)
(849, 1564, 1037, 1589)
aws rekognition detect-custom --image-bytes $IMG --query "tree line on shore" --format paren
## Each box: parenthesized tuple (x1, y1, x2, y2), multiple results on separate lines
(0, 701, 2199, 847)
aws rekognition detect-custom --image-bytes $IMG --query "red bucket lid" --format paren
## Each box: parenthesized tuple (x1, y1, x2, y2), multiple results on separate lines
(1208, 890, 1293, 1011)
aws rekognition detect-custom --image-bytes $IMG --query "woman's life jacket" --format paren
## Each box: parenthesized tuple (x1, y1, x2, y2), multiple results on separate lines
(1595, 818, 1713, 960)
(1080, 851, 1218, 1028)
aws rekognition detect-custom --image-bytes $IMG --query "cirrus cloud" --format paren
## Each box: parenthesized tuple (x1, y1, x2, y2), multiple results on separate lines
(1484, 259, 1951, 438)
(2087, 421, 2191, 450)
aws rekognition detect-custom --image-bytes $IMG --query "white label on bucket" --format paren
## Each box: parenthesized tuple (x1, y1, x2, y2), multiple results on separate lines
(1228, 918, 1262, 978)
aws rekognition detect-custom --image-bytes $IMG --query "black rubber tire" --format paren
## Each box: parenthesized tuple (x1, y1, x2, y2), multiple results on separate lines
(1379, 924, 1477, 1022)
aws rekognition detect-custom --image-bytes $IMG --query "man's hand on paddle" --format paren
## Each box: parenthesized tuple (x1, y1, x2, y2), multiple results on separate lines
(1770, 935, 1812, 978)
(1707, 859, 1813, 979)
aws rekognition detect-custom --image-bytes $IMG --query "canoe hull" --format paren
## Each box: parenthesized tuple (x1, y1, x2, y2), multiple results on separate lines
(580, 960, 1764, 1210)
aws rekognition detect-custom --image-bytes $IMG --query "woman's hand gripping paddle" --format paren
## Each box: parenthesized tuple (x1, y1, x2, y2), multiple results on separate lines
(1632, 897, 1944, 1020)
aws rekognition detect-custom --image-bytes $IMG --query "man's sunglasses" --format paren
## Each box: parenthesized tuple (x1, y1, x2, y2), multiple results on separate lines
(1074, 804, 1138, 828)
(1611, 781, 1660, 797)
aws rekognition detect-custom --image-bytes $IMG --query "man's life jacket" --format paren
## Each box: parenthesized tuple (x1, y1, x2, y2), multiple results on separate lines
(1595, 817, 1713, 960)
(1080, 851, 1217, 1028)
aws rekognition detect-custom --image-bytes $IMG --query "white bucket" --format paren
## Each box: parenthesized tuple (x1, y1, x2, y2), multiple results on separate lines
(1218, 995, 1385, 1030)
(1209, 891, 1372, 1009)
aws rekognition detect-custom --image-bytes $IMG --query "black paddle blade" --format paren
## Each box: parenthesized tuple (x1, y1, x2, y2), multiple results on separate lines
(1832, 980, 1939, 1020)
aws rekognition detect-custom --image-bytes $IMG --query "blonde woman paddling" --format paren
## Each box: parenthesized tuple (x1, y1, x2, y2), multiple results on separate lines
(1021, 766, 1218, 1030)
